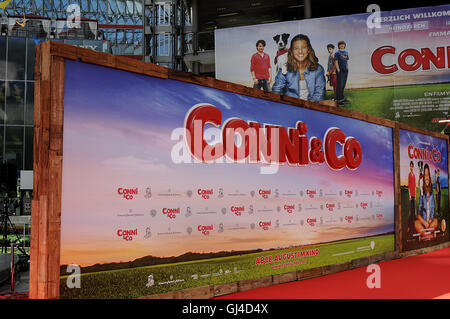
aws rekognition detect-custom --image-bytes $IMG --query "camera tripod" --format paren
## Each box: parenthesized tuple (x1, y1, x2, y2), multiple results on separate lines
(1, 198, 28, 256)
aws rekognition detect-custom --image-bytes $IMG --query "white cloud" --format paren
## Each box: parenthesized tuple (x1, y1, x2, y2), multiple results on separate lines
(196, 87, 233, 110)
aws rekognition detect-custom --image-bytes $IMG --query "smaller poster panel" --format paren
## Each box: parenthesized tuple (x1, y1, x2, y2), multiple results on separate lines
(400, 129, 449, 251)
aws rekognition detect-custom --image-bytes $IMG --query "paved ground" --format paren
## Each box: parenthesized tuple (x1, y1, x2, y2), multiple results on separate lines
(0, 270, 29, 293)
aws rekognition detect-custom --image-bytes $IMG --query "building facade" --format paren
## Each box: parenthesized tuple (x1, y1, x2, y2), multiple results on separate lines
(0, 0, 306, 210)
(0, 0, 199, 202)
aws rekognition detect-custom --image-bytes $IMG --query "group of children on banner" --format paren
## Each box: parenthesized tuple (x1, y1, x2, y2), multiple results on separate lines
(249, 34, 349, 106)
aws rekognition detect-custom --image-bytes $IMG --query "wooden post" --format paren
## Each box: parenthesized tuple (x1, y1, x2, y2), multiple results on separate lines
(30, 43, 65, 299)
(394, 123, 402, 252)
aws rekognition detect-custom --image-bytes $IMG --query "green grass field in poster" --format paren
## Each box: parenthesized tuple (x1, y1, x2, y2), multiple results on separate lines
(60, 233, 394, 299)
(326, 83, 450, 133)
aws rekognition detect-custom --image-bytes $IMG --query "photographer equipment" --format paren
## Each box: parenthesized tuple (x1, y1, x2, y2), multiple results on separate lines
(1, 195, 28, 256)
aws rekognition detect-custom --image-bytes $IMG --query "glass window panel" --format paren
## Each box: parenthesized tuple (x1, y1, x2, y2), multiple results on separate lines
(117, 29, 124, 42)
(0, 37, 6, 80)
(99, 0, 107, 12)
(157, 33, 171, 56)
(134, 31, 142, 55)
(145, 35, 152, 56)
(5, 126, 24, 170)
(108, 0, 117, 14)
(107, 30, 116, 42)
(61, 0, 71, 8)
(81, 0, 89, 11)
(184, 7, 192, 26)
(134, 43, 142, 55)
(0, 80, 5, 123)
(126, 0, 133, 15)
(0, 126, 3, 164)
(44, 0, 51, 10)
(184, 33, 193, 53)
(26, 38, 36, 81)
(5, 81, 25, 125)
(90, 0, 98, 11)
(54, 0, 61, 11)
(25, 82, 34, 125)
(112, 43, 118, 55)
(24, 126, 33, 170)
(124, 31, 133, 54)
(35, 0, 44, 10)
(135, 2, 142, 15)
(103, 40, 111, 53)
(7, 37, 26, 81)
(117, 0, 125, 14)
(126, 30, 133, 42)
(157, 4, 171, 26)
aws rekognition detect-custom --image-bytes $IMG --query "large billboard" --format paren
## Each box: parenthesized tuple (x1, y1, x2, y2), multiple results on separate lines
(399, 129, 449, 251)
(58, 59, 395, 298)
(215, 5, 450, 133)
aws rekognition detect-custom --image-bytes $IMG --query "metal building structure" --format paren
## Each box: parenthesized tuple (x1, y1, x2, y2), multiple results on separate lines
(143, 0, 192, 71)
(0, 0, 314, 201)
(2, 0, 146, 58)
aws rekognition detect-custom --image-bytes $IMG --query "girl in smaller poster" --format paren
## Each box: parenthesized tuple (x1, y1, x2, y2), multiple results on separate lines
(415, 163, 438, 240)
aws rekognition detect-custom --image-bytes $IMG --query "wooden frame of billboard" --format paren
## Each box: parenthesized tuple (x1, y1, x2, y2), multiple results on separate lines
(31, 41, 450, 299)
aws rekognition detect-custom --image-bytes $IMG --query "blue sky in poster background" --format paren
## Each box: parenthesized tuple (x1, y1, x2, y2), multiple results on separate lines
(64, 60, 394, 180)
(399, 129, 448, 187)
(60, 60, 396, 263)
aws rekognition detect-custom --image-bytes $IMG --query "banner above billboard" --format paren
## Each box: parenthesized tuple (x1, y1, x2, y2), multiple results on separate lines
(215, 5, 450, 132)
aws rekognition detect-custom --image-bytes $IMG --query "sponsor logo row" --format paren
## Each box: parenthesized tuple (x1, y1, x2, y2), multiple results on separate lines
(119, 203, 383, 219)
(117, 187, 384, 200)
(144, 267, 244, 288)
(116, 214, 385, 239)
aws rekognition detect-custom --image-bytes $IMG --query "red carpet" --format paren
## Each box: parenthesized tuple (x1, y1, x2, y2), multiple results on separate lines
(0, 292, 29, 299)
(216, 247, 450, 299)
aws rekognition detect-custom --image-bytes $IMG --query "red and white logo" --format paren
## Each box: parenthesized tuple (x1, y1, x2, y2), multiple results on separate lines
(117, 229, 137, 241)
(259, 189, 271, 199)
(117, 187, 138, 200)
(163, 208, 180, 219)
(376, 190, 383, 197)
(326, 203, 335, 212)
(371, 45, 450, 75)
(345, 216, 353, 223)
(345, 190, 352, 198)
(376, 214, 384, 220)
(306, 190, 316, 198)
(360, 202, 368, 210)
(198, 225, 213, 235)
(307, 218, 317, 226)
(284, 204, 295, 214)
(198, 188, 213, 199)
(259, 221, 271, 231)
(231, 206, 245, 216)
